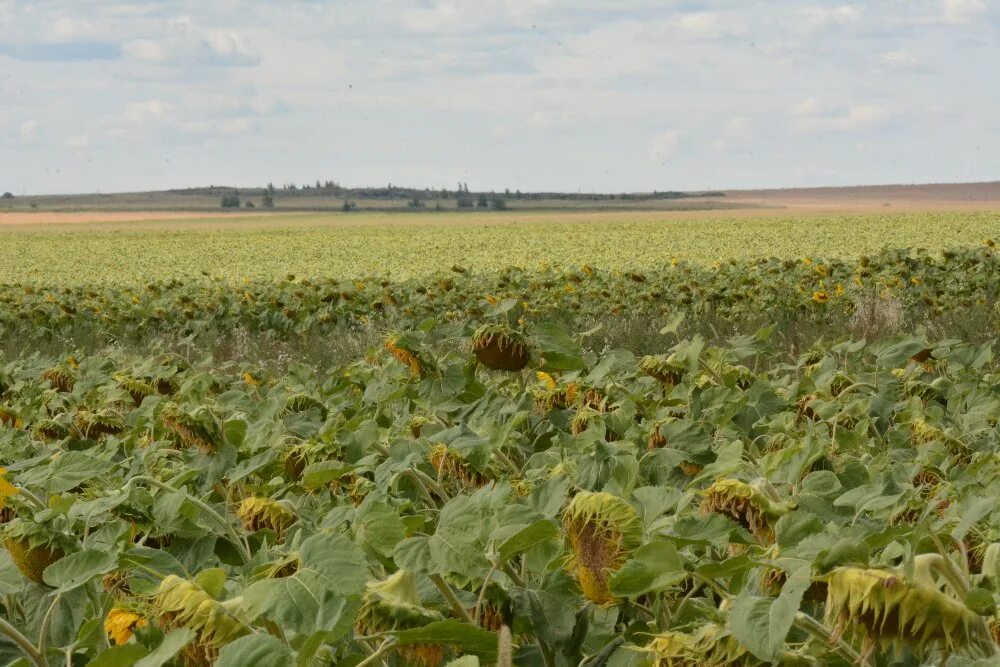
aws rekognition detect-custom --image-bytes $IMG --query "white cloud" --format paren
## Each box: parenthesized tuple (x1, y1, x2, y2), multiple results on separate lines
(791, 102, 892, 133)
(793, 5, 863, 33)
(649, 130, 682, 163)
(123, 17, 258, 67)
(20, 119, 39, 139)
(66, 134, 90, 149)
(713, 116, 754, 152)
(942, 0, 987, 24)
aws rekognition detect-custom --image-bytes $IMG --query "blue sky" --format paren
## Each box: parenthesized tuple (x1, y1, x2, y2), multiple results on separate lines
(1, 0, 998, 194)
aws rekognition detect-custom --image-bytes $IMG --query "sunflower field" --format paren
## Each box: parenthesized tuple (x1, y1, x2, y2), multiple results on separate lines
(1, 222, 1000, 666)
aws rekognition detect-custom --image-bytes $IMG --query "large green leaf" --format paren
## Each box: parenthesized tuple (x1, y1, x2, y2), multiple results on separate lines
(728, 565, 810, 662)
(216, 635, 295, 667)
(43, 549, 117, 591)
(390, 620, 497, 662)
(610, 541, 687, 597)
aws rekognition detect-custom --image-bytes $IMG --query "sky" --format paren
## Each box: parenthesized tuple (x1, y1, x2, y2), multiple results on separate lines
(0, 0, 998, 195)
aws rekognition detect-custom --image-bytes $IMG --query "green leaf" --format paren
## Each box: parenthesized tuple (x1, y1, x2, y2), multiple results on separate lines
(610, 541, 687, 597)
(659, 312, 685, 335)
(42, 549, 117, 591)
(445, 658, 480, 667)
(728, 565, 809, 662)
(302, 461, 355, 490)
(216, 635, 295, 667)
(87, 644, 150, 667)
(496, 520, 559, 565)
(192, 567, 227, 599)
(390, 620, 497, 662)
(134, 629, 196, 667)
(242, 532, 365, 634)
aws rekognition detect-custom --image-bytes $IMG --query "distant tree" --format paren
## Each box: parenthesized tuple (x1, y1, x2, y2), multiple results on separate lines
(515, 189, 522, 199)
(245, 200, 255, 208)
(221, 194, 241, 208)
(408, 197, 425, 209)
(491, 197, 507, 210)
(504, 188, 511, 196)
(476, 194, 490, 208)
(262, 194, 275, 208)
(1, 192, 13, 199)
(342, 199, 356, 212)
(456, 195, 474, 209)
(266, 182, 275, 194)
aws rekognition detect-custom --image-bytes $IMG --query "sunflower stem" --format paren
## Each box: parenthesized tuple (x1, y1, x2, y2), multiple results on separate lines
(474, 563, 499, 624)
(124, 476, 252, 563)
(429, 574, 475, 624)
(37, 592, 63, 657)
(402, 467, 450, 502)
(355, 638, 394, 667)
(11, 487, 45, 509)
(793, 611, 866, 667)
(0, 617, 46, 667)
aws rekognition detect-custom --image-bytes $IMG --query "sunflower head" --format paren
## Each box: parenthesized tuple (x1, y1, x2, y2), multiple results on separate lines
(639, 354, 685, 386)
(562, 491, 642, 605)
(154, 574, 247, 666)
(237, 497, 297, 541)
(472, 323, 530, 371)
(700, 479, 792, 545)
(159, 402, 221, 453)
(642, 623, 753, 667)
(428, 443, 491, 490)
(73, 408, 125, 438)
(356, 570, 445, 667)
(533, 381, 580, 412)
(384, 331, 426, 377)
(1, 518, 73, 584)
(41, 365, 75, 392)
(824, 564, 981, 655)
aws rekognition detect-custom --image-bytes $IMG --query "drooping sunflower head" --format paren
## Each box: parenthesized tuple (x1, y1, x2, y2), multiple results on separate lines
(73, 408, 126, 438)
(113, 372, 158, 405)
(384, 331, 426, 377)
(237, 497, 297, 541)
(154, 575, 247, 667)
(472, 323, 530, 372)
(0, 517, 72, 584)
(283, 393, 328, 418)
(570, 407, 605, 437)
(533, 380, 581, 412)
(642, 623, 755, 666)
(639, 354, 685, 386)
(824, 565, 980, 655)
(561, 491, 642, 605)
(700, 479, 791, 545)
(159, 402, 221, 453)
(41, 364, 75, 392)
(32, 417, 70, 442)
(355, 570, 445, 667)
(428, 443, 491, 490)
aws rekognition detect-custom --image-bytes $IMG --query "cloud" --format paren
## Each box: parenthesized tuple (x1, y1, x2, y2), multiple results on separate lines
(674, 12, 743, 39)
(123, 17, 258, 67)
(879, 49, 929, 73)
(649, 130, 682, 164)
(713, 116, 754, 152)
(791, 101, 892, 133)
(793, 5, 863, 33)
(942, 0, 987, 24)
(20, 119, 39, 139)
(0, 41, 120, 61)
